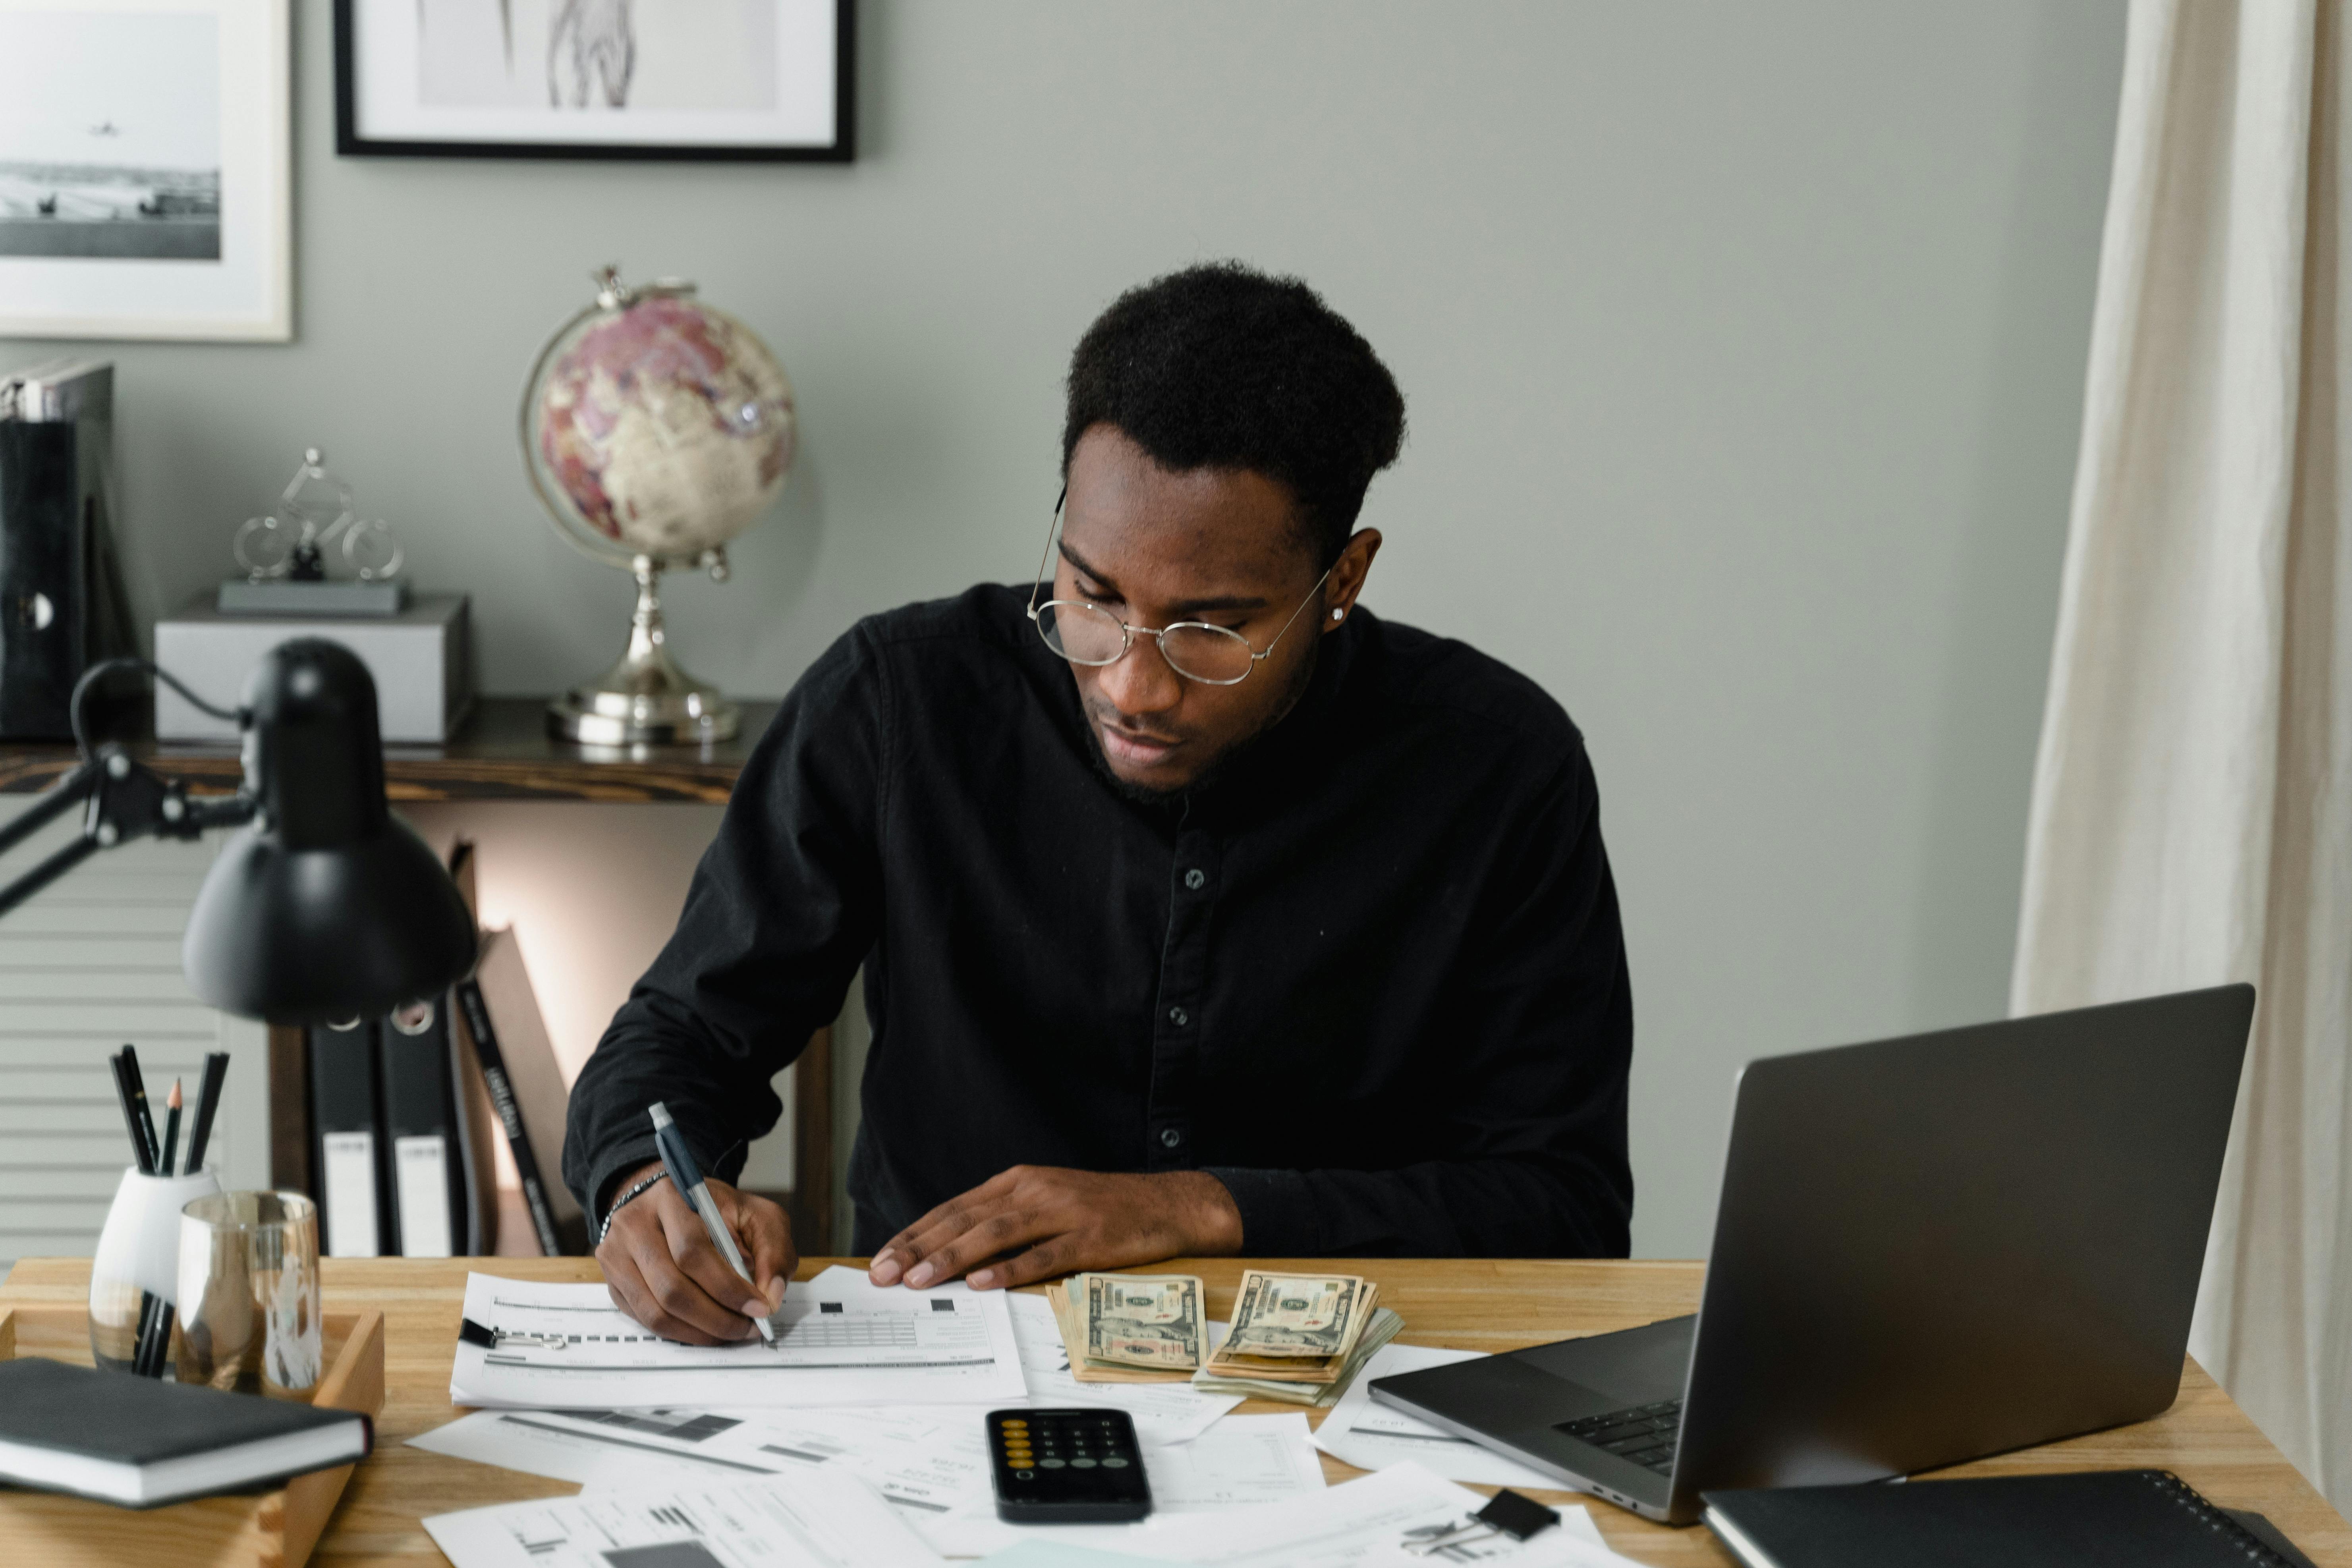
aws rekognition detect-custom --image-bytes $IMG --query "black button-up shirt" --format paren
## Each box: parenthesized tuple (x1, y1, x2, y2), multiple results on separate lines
(565, 584, 1634, 1258)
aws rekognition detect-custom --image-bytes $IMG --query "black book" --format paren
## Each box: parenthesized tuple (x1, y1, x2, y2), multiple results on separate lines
(378, 998, 467, 1258)
(307, 1019, 387, 1258)
(1704, 1470, 2317, 1568)
(453, 968, 570, 1256)
(0, 1358, 371, 1509)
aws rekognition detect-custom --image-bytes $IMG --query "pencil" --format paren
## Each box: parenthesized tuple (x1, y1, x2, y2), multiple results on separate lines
(182, 1052, 228, 1174)
(120, 1045, 159, 1174)
(108, 1052, 154, 1176)
(161, 1079, 182, 1178)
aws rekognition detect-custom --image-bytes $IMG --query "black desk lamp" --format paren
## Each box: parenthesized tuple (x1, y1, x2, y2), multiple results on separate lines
(0, 639, 476, 1023)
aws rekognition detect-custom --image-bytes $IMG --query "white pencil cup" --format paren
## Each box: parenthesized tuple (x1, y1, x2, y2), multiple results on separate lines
(88, 1164, 221, 1372)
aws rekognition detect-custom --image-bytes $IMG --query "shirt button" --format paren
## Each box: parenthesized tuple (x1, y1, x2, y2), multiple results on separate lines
(1168, 1006, 1189, 1027)
(1160, 1128, 1182, 1149)
(1184, 868, 1206, 890)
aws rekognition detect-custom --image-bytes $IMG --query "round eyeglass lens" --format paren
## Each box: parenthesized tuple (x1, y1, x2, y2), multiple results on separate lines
(1160, 624, 1255, 684)
(1038, 601, 1128, 665)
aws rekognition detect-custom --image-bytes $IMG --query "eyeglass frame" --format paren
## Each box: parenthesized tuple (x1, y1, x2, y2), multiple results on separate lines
(1025, 489, 1335, 687)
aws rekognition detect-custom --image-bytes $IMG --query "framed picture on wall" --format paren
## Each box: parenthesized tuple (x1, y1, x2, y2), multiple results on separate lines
(336, 0, 854, 162)
(0, 0, 292, 342)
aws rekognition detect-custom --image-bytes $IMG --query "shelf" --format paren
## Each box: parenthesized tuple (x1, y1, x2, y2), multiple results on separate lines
(0, 696, 776, 803)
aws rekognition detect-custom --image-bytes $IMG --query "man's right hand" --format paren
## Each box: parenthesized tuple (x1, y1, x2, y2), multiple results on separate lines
(595, 1160, 796, 1345)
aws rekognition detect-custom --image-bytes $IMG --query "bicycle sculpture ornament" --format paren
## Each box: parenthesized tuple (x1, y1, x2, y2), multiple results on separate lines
(232, 449, 403, 585)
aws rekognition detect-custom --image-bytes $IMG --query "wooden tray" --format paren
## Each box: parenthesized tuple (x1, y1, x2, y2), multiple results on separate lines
(0, 1302, 385, 1568)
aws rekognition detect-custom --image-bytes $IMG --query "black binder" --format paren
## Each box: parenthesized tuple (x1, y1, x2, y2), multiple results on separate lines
(453, 973, 570, 1256)
(377, 998, 467, 1258)
(1703, 1470, 2315, 1568)
(307, 1020, 387, 1258)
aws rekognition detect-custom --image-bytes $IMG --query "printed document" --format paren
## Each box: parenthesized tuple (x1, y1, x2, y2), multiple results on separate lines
(413, 1406, 1325, 1559)
(1128, 1462, 1629, 1567)
(924, 1413, 1327, 1558)
(1312, 1342, 1567, 1490)
(448, 1269, 1027, 1409)
(420, 1470, 937, 1568)
(412, 1404, 994, 1519)
(1008, 1290, 1242, 1444)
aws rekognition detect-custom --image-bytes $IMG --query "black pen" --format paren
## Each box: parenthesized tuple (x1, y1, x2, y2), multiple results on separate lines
(130, 1292, 158, 1373)
(182, 1052, 228, 1175)
(108, 1052, 154, 1175)
(650, 1102, 776, 1342)
(120, 1045, 159, 1173)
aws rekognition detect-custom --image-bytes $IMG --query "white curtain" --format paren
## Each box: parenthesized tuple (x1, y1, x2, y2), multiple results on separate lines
(2014, 0, 2349, 1504)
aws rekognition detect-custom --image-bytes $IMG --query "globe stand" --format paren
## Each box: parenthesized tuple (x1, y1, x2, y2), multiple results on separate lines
(548, 554, 740, 746)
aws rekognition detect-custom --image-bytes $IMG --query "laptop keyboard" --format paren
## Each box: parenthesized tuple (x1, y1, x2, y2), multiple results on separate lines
(1555, 1398, 1682, 1475)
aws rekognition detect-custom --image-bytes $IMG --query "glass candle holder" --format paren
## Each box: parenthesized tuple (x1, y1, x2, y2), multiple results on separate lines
(87, 1165, 222, 1373)
(176, 1190, 323, 1400)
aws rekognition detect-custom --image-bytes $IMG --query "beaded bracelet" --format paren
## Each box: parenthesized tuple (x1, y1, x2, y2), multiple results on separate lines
(597, 1168, 670, 1246)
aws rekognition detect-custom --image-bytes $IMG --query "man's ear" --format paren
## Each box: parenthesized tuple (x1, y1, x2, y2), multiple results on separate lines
(1323, 529, 1384, 630)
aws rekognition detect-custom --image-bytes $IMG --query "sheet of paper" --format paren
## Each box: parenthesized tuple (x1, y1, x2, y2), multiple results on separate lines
(1312, 1342, 1572, 1492)
(1127, 1462, 1634, 1567)
(924, 1413, 1327, 1558)
(448, 1269, 1027, 1409)
(972, 1546, 1180, 1568)
(411, 1404, 996, 1520)
(1007, 1290, 1242, 1444)
(419, 1471, 938, 1568)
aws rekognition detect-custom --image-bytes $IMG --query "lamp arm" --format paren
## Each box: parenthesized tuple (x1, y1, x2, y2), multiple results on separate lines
(0, 832, 105, 920)
(0, 758, 97, 860)
(0, 745, 256, 922)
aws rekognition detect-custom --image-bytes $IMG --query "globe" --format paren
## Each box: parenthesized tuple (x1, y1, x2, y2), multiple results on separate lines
(520, 268, 796, 745)
(523, 272, 796, 565)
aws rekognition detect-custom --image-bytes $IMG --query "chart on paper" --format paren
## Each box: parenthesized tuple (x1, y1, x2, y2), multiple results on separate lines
(449, 1271, 1029, 1409)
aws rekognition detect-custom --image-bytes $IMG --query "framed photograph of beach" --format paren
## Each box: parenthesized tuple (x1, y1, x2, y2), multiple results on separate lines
(0, 0, 291, 341)
(337, 0, 854, 162)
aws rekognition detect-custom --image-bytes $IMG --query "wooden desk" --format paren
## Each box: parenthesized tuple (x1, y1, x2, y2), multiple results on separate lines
(3, 1255, 2344, 1566)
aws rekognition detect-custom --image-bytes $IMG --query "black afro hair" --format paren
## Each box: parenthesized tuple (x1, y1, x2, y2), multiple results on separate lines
(1062, 262, 1406, 566)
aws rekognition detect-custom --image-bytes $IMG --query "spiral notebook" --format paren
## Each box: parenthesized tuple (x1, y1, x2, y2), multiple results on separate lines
(1702, 1469, 2317, 1568)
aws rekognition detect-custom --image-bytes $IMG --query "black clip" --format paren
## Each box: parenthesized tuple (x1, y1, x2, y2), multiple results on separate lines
(1401, 1490, 1561, 1556)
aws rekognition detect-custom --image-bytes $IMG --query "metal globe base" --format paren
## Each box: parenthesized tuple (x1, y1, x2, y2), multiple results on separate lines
(548, 555, 740, 746)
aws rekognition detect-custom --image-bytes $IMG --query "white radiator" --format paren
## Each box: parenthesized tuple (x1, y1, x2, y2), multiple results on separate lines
(0, 796, 269, 1274)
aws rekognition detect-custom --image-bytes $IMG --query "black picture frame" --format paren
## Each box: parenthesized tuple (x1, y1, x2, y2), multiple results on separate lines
(334, 0, 854, 162)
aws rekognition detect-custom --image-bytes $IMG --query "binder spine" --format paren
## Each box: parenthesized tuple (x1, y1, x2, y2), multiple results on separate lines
(454, 976, 565, 1257)
(2143, 1472, 2298, 1568)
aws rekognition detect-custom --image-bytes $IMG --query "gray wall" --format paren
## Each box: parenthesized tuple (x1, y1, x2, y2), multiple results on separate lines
(7, 1, 2128, 1257)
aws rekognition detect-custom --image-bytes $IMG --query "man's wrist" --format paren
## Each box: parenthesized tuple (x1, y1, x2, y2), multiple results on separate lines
(1165, 1170, 1245, 1255)
(599, 1159, 668, 1232)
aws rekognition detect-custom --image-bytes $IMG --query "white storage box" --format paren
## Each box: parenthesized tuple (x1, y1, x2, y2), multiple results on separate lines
(155, 593, 473, 743)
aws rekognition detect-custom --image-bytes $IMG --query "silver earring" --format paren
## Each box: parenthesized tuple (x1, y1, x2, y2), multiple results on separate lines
(1331, 608, 1344, 622)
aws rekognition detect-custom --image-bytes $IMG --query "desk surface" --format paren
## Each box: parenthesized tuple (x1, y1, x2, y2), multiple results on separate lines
(3, 1255, 2344, 1566)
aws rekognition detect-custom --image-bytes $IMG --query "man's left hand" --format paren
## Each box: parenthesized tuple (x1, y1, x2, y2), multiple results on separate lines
(867, 1166, 1243, 1290)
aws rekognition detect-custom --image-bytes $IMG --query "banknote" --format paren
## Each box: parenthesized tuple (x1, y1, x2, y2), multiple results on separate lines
(1191, 1307, 1404, 1405)
(1218, 1271, 1368, 1359)
(1081, 1272, 1205, 1370)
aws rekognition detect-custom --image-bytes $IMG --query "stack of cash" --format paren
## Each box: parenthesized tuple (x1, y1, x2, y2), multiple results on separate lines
(1047, 1272, 1208, 1383)
(1188, 1270, 1400, 1405)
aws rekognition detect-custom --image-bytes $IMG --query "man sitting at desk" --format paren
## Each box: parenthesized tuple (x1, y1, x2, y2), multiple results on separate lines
(566, 263, 1634, 1345)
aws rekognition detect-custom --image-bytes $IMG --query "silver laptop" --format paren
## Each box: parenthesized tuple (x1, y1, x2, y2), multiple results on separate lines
(1368, 985, 2255, 1526)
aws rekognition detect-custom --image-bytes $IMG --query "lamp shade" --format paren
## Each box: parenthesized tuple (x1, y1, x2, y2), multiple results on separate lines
(182, 639, 476, 1023)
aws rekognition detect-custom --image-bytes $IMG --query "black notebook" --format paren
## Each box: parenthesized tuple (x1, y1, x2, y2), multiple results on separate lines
(0, 1358, 372, 1509)
(1704, 1470, 2316, 1568)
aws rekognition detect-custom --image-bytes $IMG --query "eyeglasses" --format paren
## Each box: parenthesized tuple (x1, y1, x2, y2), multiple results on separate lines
(1025, 492, 1332, 686)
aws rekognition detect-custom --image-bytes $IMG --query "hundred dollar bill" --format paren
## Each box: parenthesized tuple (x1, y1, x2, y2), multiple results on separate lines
(1080, 1273, 1205, 1370)
(1218, 1270, 1368, 1359)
